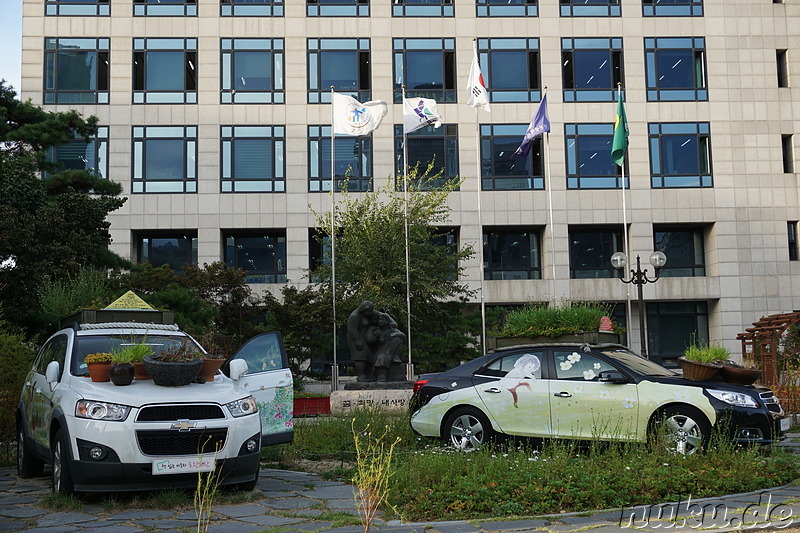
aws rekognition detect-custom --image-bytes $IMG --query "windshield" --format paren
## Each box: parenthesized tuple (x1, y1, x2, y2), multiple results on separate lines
(73, 335, 203, 376)
(599, 348, 677, 377)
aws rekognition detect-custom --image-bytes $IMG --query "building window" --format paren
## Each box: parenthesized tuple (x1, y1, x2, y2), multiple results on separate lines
(393, 0, 453, 17)
(789, 222, 799, 261)
(560, 0, 619, 17)
(478, 38, 540, 103)
(136, 231, 198, 272)
(646, 301, 708, 368)
(45, 126, 108, 180)
(46, 0, 109, 16)
(653, 226, 705, 277)
(134, 0, 196, 16)
(221, 39, 284, 104)
(565, 124, 625, 189)
(308, 39, 370, 104)
(308, 125, 372, 193)
(133, 38, 197, 104)
(645, 37, 707, 102)
(778, 50, 790, 88)
(309, 228, 330, 275)
(395, 124, 459, 189)
(562, 38, 623, 102)
(783, 134, 795, 173)
(221, 0, 283, 16)
(642, 0, 702, 16)
(132, 126, 196, 193)
(393, 38, 456, 103)
(484, 227, 541, 280)
(308, 0, 368, 16)
(44, 38, 109, 104)
(649, 122, 712, 188)
(480, 124, 543, 190)
(224, 231, 287, 283)
(569, 225, 623, 279)
(221, 126, 285, 193)
(477, 0, 536, 17)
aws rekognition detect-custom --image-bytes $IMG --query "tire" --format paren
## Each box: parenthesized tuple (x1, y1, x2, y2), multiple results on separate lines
(444, 408, 494, 450)
(17, 424, 44, 478)
(651, 406, 711, 455)
(233, 463, 260, 492)
(51, 429, 75, 494)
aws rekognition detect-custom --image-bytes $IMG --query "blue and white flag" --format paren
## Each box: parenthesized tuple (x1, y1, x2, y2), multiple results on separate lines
(332, 92, 388, 136)
(512, 93, 550, 158)
(403, 97, 444, 134)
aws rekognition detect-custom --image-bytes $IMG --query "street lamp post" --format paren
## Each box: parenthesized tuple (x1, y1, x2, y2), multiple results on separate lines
(610, 251, 667, 358)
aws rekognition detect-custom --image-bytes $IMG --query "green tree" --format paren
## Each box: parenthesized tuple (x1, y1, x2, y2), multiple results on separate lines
(310, 173, 479, 372)
(0, 82, 126, 333)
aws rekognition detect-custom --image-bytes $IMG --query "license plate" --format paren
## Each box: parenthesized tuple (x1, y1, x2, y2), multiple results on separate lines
(781, 417, 791, 432)
(152, 457, 216, 475)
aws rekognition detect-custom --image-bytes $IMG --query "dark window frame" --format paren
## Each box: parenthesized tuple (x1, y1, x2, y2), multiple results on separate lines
(221, 125, 285, 193)
(134, 0, 197, 16)
(221, 0, 284, 16)
(645, 37, 707, 102)
(132, 38, 197, 104)
(480, 124, 544, 191)
(642, 0, 703, 17)
(777, 49, 790, 88)
(484, 226, 542, 280)
(565, 123, 627, 189)
(393, 0, 453, 17)
(789, 222, 799, 261)
(646, 301, 709, 367)
(562, 37, 623, 102)
(653, 226, 706, 277)
(45, 0, 109, 16)
(132, 125, 197, 194)
(308, 125, 373, 193)
(308, 0, 369, 16)
(476, 0, 536, 17)
(135, 231, 198, 272)
(783, 134, 795, 174)
(45, 126, 109, 180)
(568, 225, 624, 279)
(393, 38, 456, 103)
(478, 38, 540, 103)
(649, 122, 712, 188)
(223, 230, 288, 283)
(221, 38, 284, 104)
(44, 37, 110, 104)
(560, 0, 619, 17)
(307, 38, 370, 104)
(394, 123, 459, 189)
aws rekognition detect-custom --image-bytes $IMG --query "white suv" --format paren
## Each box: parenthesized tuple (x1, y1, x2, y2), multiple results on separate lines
(16, 318, 294, 493)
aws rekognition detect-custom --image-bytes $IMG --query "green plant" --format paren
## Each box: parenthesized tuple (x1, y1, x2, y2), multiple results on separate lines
(84, 352, 112, 364)
(682, 341, 729, 364)
(194, 444, 223, 533)
(351, 420, 401, 533)
(152, 340, 202, 362)
(112, 343, 152, 364)
(500, 301, 620, 338)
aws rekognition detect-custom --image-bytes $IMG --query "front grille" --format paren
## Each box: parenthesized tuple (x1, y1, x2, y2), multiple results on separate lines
(136, 428, 228, 456)
(137, 404, 225, 422)
(760, 391, 784, 416)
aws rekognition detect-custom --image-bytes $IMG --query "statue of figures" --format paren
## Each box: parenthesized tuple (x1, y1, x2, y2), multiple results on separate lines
(346, 301, 406, 382)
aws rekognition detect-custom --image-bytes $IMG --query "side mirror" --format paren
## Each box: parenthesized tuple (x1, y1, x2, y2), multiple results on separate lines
(598, 370, 628, 384)
(229, 359, 248, 381)
(45, 361, 60, 391)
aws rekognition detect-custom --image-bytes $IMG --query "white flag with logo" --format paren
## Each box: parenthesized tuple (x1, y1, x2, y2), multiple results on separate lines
(403, 97, 444, 134)
(332, 92, 388, 136)
(466, 43, 490, 112)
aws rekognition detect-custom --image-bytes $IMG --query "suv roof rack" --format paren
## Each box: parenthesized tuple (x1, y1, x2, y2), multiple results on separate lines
(80, 322, 181, 332)
(60, 309, 175, 328)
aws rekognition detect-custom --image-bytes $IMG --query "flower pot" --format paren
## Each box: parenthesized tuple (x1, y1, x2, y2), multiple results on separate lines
(143, 354, 203, 387)
(87, 362, 111, 382)
(198, 358, 226, 383)
(109, 363, 135, 386)
(678, 357, 722, 381)
(720, 365, 762, 385)
(132, 362, 150, 380)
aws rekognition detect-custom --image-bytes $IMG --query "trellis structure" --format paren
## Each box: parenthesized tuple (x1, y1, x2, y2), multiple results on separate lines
(736, 312, 800, 387)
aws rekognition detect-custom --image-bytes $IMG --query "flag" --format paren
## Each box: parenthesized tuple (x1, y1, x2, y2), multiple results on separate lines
(466, 42, 490, 112)
(512, 93, 550, 159)
(332, 92, 388, 136)
(611, 90, 629, 166)
(403, 97, 444, 134)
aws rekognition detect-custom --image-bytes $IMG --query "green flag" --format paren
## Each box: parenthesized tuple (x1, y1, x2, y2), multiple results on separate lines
(611, 91, 629, 166)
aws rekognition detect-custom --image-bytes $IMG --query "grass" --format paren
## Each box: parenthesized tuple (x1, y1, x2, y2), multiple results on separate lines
(499, 302, 619, 338)
(683, 342, 730, 364)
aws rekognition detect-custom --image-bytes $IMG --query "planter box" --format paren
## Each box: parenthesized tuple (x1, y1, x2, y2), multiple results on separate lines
(293, 396, 331, 417)
(489, 332, 620, 350)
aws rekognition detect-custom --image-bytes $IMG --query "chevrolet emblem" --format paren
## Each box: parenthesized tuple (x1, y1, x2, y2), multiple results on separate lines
(171, 420, 196, 432)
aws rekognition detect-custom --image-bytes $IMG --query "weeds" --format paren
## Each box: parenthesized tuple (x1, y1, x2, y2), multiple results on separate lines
(39, 493, 84, 511)
(351, 420, 401, 533)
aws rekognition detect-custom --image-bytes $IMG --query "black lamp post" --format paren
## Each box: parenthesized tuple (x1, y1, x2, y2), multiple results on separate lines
(610, 251, 667, 358)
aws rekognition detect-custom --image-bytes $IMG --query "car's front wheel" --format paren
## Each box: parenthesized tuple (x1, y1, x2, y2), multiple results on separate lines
(652, 406, 710, 455)
(51, 429, 75, 494)
(17, 423, 44, 478)
(444, 408, 494, 450)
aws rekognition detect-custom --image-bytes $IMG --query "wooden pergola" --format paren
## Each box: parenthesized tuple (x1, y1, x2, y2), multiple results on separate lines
(737, 311, 800, 387)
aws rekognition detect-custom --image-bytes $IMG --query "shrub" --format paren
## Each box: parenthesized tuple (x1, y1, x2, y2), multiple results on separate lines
(500, 301, 620, 338)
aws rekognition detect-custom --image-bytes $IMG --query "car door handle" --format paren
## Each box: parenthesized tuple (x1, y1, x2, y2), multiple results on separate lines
(553, 392, 572, 398)
(484, 388, 502, 393)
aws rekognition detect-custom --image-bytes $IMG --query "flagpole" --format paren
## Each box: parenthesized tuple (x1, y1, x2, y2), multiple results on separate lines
(402, 86, 413, 381)
(330, 86, 339, 391)
(472, 43, 487, 353)
(542, 87, 557, 305)
(617, 83, 633, 351)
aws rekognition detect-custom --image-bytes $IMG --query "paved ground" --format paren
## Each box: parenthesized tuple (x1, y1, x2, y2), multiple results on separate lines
(3, 435, 800, 532)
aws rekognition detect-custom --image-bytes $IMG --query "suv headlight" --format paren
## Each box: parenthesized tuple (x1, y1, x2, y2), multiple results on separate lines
(707, 389, 759, 408)
(76, 400, 131, 421)
(227, 396, 258, 417)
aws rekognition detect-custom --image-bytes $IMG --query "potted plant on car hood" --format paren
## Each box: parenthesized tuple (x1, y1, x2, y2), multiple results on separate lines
(84, 352, 112, 382)
(143, 341, 203, 387)
(679, 342, 726, 381)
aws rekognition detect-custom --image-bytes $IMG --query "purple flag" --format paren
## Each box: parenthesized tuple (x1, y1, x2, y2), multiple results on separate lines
(512, 94, 551, 159)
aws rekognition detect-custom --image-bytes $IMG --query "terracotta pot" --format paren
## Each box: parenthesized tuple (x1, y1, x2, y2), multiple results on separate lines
(132, 362, 150, 380)
(198, 358, 226, 383)
(109, 363, 135, 386)
(87, 362, 111, 382)
(720, 365, 762, 385)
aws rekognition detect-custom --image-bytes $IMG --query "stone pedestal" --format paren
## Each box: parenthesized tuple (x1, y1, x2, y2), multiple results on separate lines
(331, 381, 413, 415)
